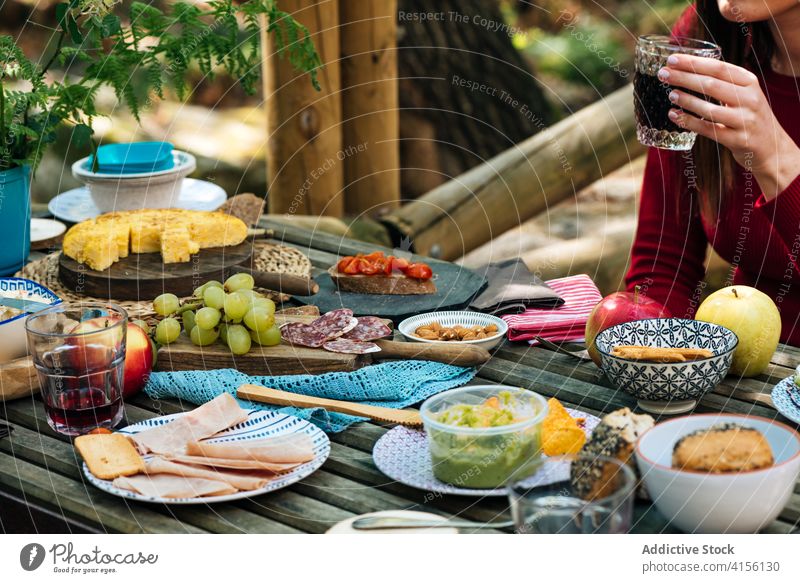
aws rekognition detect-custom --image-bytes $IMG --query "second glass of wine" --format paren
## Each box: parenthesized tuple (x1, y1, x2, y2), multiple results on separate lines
(635, 34, 722, 150)
(26, 303, 127, 436)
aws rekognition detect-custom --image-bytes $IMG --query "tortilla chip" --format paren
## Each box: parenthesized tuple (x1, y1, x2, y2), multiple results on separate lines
(542, 398, 587, 455)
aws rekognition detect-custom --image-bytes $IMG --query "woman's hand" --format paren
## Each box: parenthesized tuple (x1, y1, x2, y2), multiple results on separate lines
(658, 53, 800, 199)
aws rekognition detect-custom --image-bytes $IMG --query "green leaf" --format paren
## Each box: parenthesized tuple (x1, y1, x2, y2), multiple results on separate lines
(55, 3, 68, 26)
(66, 16, 82, 44)
(100, 14, 121, 38)
(72, 123, 93, 147)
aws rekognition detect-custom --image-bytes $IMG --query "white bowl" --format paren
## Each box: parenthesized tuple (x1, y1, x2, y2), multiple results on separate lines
(0, 278, 61, 364)
(72, 150, 196, 213)
(635, 414, 800, 533)
(398, 311, 507, 350)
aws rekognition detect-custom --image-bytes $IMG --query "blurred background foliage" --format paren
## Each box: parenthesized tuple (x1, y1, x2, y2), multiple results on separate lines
(1, 0, 692, 205)
(507, 0, 689, 111)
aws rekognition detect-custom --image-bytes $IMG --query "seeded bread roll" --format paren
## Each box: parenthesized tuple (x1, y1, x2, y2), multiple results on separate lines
(672, 423, 774, 473)
(571, 407, 654, 501)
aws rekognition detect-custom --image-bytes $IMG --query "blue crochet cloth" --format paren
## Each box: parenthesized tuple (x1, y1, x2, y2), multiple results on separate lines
(144, 360, 476, 433)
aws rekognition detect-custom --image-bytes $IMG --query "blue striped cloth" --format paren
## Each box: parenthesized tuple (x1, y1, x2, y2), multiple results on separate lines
(144, 361, 476, 432)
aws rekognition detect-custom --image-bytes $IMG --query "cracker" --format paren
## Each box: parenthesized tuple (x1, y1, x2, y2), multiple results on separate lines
(75, 434, 145, 480)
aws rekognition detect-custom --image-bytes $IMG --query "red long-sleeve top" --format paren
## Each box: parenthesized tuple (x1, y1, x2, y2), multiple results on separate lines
(626, 11, 800, 346)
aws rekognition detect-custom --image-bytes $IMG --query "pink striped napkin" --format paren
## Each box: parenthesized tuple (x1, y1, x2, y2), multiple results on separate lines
(502, 274, 602, 343)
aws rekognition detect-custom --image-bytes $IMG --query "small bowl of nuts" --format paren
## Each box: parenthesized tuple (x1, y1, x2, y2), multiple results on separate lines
(398, 311, 508, 350)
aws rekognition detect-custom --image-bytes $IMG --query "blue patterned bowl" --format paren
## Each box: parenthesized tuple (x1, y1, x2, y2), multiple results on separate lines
(594, 318, 738, 415)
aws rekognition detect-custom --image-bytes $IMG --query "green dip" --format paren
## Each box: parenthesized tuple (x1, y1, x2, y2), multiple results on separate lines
(427, 391, 543, 488)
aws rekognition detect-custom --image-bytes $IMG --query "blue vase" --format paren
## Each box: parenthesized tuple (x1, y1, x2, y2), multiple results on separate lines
(0, 165, 31, 276)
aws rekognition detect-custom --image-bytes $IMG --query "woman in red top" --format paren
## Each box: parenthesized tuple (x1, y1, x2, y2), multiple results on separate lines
(626, 0, 800, 345)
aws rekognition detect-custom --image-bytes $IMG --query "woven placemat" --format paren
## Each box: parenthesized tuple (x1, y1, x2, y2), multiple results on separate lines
(16, 241, 312, 318)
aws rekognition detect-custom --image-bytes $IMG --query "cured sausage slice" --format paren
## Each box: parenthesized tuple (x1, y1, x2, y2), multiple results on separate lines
(322, 339, 381, 354)
(343, 316, 392, 342)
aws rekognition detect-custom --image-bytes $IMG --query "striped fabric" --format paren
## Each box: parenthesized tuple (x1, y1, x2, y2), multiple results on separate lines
(502, 274, 602, 343)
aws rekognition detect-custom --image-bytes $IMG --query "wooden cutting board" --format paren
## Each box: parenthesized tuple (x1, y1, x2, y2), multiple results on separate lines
(58, 239, 318, 300)
(155, 314, 491, 375)
(156, 314, 372, 376)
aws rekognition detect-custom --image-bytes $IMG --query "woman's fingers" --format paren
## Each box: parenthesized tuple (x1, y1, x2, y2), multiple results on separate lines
(657, 67, 740, 104)
(668, 90, 745, 128)
(669, 108, 737, 145)
(665, 54, 757, 86)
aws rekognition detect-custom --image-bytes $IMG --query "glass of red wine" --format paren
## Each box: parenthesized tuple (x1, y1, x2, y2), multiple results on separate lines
(25, 303, 127, 436)
(635, 35, 721, 150)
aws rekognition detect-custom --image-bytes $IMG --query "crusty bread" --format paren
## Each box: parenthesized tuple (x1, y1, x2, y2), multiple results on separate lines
(672, 423, 774, 473)
(75, 433, 145, 480)
(571, 407, 654, 501)
(327, 265, 436, 295)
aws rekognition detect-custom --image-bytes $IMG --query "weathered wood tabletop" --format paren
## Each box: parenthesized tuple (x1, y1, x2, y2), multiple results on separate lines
(1, 218, 798, 534)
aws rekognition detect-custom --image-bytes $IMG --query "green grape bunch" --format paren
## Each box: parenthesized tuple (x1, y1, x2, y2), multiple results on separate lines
(150, 274, 281, 354)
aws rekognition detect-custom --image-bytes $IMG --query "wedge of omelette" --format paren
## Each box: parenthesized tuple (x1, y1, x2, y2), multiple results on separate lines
(62, 209, 248, 271)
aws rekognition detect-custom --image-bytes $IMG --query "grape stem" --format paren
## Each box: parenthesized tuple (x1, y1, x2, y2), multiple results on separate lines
(174, 302, 203, 315)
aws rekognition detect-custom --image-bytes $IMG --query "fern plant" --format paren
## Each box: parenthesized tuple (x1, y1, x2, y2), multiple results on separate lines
(0, 0, 321, 172)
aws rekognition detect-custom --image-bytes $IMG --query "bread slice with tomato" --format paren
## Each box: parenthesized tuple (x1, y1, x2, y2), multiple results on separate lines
(330, 252, 436, 295)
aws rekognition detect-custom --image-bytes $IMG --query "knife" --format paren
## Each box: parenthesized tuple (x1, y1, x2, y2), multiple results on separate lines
(0, 297, 53, 314)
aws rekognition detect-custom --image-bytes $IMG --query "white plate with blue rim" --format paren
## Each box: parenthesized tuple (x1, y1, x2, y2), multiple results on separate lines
(48, 178, 227, 223)
(771, 374, 800, 426)
(81, 409, 330, 504)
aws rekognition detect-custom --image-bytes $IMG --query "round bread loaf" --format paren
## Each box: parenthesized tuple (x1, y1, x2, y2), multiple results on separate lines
(671, 423, 774, 473)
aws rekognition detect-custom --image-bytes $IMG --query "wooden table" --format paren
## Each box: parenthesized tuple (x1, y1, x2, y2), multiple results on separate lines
(1, 219, 799, 534)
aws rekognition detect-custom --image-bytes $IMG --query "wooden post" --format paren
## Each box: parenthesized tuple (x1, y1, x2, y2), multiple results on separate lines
(381, 84, 643, 260)
(339, 0, 400, 217)
(261, 0, 343, 216)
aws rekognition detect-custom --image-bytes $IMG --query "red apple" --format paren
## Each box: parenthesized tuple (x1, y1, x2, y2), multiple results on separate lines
(122, 322, 155, 399)
(66, 315, 126, 373)
(585, 286, 671, 366)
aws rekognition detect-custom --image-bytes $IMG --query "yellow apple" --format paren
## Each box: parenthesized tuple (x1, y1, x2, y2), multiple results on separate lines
(695, 285, 781, 377)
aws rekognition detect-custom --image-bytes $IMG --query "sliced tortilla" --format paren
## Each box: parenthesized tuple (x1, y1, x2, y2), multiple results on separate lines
(144, 457, 274, 491)
(129, 393, 249, 456)
(112, 474, 237, 498)
(187, 433, 315, 464)
(165, 454, 303, 472)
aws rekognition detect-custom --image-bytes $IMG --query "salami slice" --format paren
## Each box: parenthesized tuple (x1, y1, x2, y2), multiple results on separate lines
(310, 308, 355, 340)
(343, 316, 392, 342)
(280, 322, 327, 348)
(322, 339, 381, 354)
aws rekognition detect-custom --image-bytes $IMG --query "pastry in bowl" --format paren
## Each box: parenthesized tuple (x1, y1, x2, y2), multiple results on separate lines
(594, 318, 738, 415)
(635, 414, 800, 533)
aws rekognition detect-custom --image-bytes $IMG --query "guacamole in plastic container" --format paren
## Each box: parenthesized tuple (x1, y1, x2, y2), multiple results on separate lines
(420, 386, 548, 488)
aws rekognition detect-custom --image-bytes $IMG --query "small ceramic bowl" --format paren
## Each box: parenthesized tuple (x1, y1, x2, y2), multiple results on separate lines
(635, 413, 800, 533)
(0, 278, 61, 364)
(72, 150, 196, 213)
(594, 318, 738, 415)
(398, 311, 507, 350)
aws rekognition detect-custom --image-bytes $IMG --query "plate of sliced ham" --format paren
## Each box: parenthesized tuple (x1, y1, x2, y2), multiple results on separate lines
(80, 394, 330, 504)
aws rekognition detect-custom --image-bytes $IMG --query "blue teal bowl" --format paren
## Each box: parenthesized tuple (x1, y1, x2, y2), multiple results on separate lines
(594, 318, 738, 404)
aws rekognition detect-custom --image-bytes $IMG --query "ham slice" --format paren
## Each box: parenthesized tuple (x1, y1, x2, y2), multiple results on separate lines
(165, 454, 302, 472)
(113, 474, 237, 498)
(186, 433, 315, 464)
(129, 394, 249, 455)
(144, 457, 274, 491)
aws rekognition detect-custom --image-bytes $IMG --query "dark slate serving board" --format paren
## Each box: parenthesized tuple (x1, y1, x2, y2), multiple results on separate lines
(295, 260, 487, 322)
